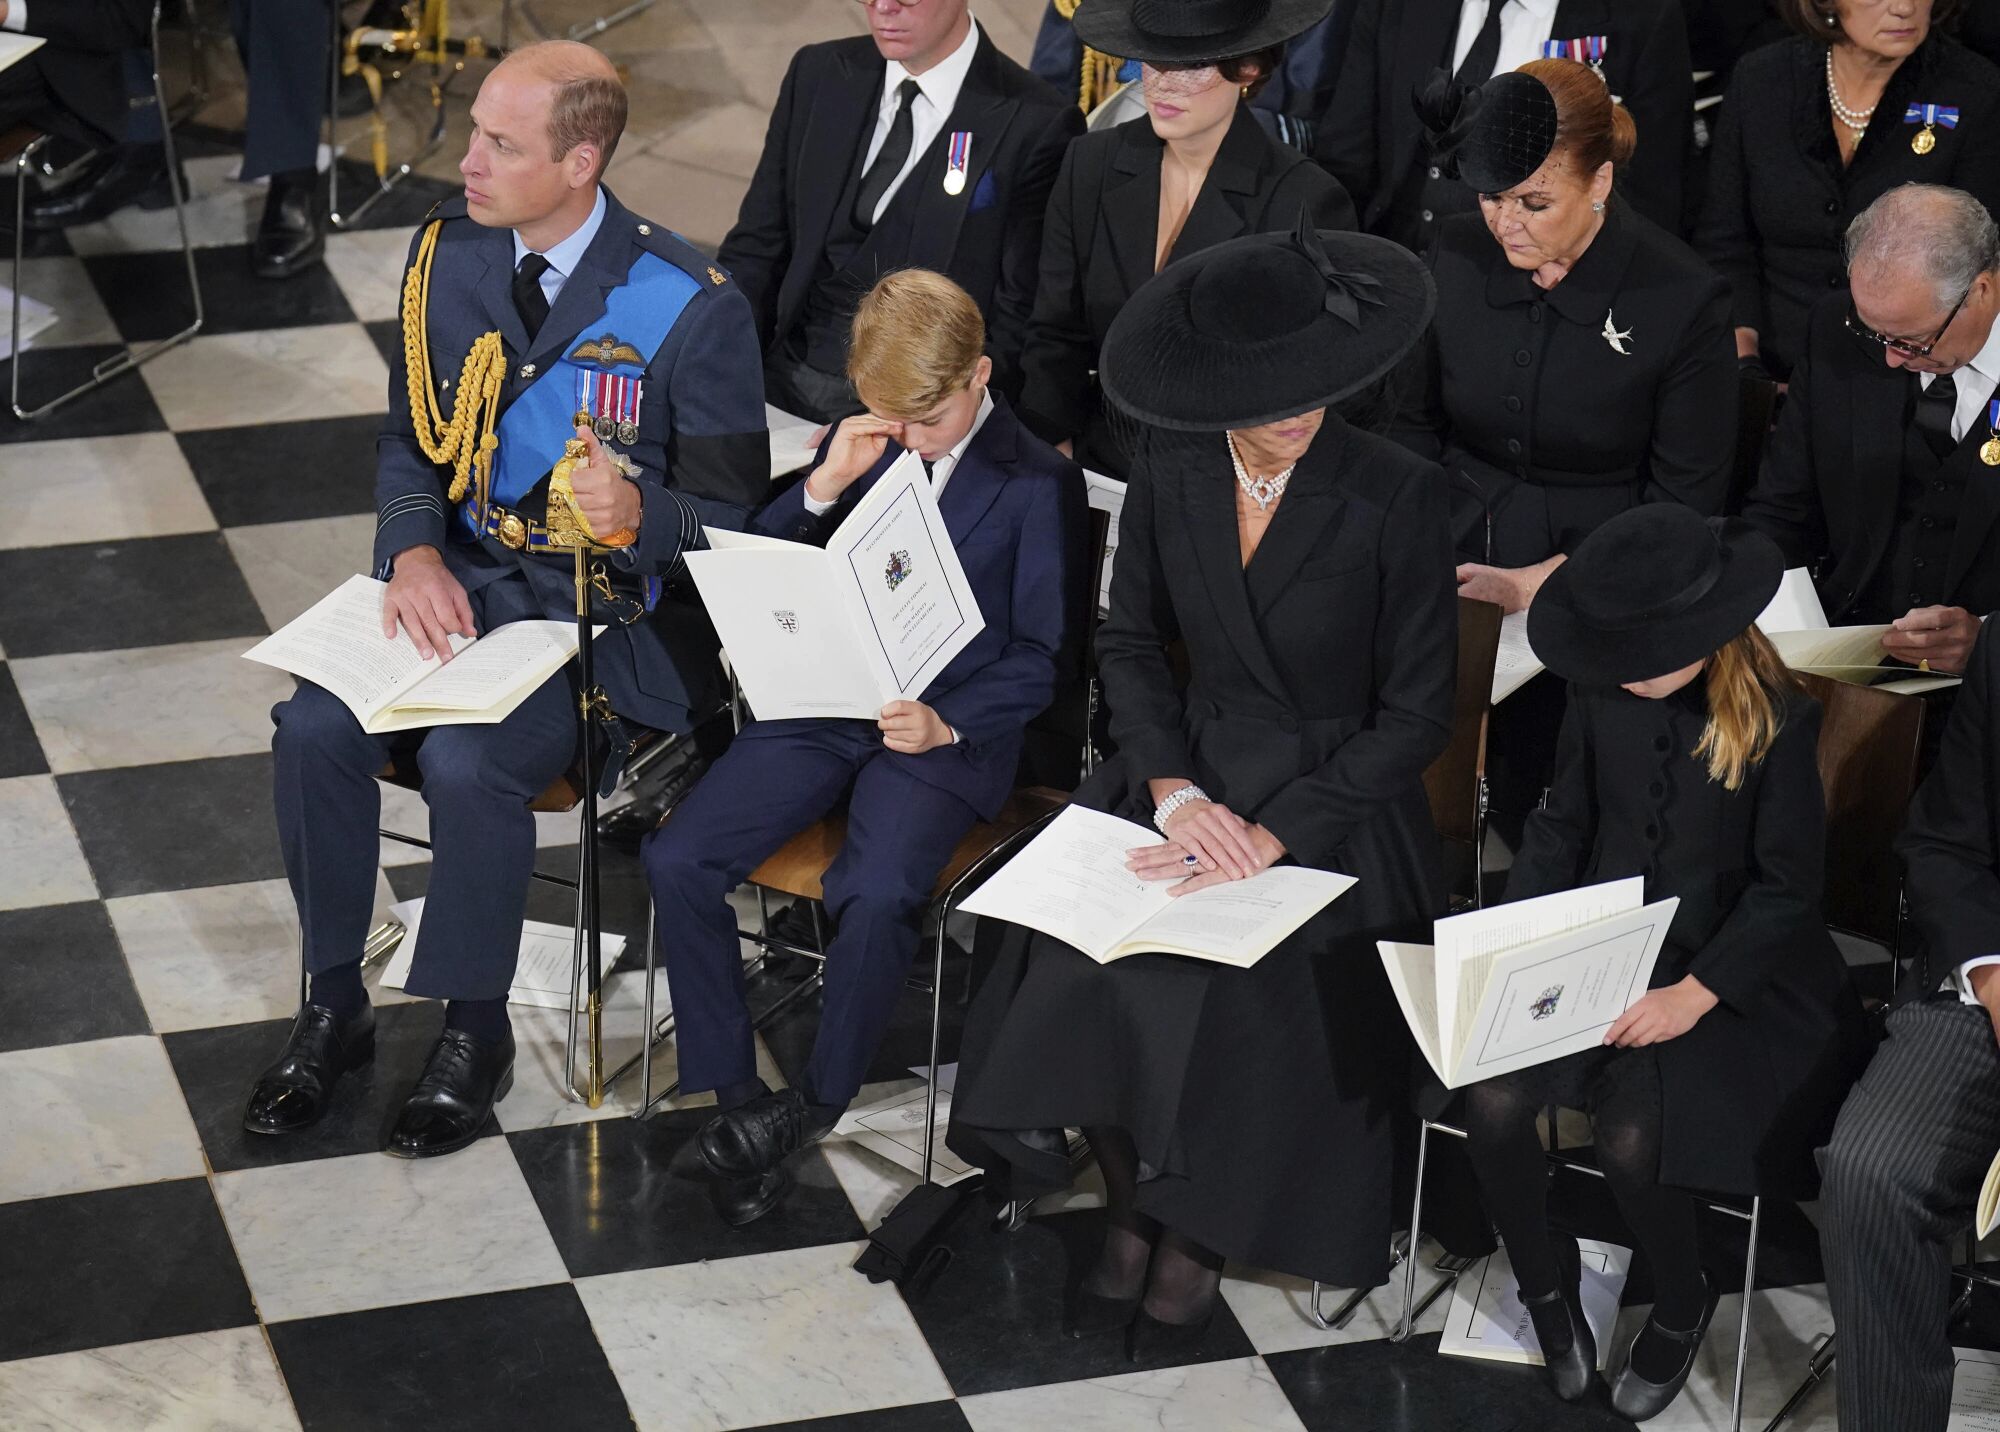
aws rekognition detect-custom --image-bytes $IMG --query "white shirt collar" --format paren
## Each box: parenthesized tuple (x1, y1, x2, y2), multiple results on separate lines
(882, 13, 981, 120)
(928, 388, 994, 494)
(1956, 307, 2000, 395)
(512, 186, 608, 282)
(1511, 0, 1561, 19)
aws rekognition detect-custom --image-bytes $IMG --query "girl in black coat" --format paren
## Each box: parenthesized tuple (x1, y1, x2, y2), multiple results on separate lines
(1694, 0, 2000, 380)
(1462, 505, 1867, 1421)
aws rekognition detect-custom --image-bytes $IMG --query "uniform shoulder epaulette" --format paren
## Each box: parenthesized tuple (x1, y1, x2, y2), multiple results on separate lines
(628, 217, 733, 292)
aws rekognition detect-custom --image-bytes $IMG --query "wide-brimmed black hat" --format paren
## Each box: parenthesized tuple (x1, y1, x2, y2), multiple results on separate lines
(1414, 68, 1560, 194)
(1072, 0, 1333, 66)
(1528, 507, 1786, 687)
(1097, 215, 1435, 430)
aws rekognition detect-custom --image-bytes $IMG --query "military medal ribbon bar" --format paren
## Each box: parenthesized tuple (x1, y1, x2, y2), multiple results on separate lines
(1541, 36, 1606, 69)
(576, 369, 644, 446)
(944, 131, 972, 197)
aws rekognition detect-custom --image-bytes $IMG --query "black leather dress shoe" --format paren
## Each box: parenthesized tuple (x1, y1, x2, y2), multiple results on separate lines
(251, 169, 324, 279)
(243, 1003, 377, 1134)
(1609, 1274, 1716, 1421)
(709, 1165, 795, 1227)
(1522, 1234, 1599, 1403)
(24, 145, 175, 232)
(698, 1088, 833, 1179)
(385, 1027, 515, 1158)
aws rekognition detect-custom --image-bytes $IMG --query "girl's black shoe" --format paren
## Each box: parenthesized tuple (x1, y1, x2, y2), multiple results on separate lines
(1610, 1273, 1717, 1422)
(1521, 1233, 1599, 1403)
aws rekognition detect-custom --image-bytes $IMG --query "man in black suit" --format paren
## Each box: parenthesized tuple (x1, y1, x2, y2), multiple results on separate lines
(717, 0, 1082, 423)
(0, 0, 152, 150)
(1315, 0, 1692, 251)
(1819, 616, 2000, 1432)
(1743, 184, 2000, 677)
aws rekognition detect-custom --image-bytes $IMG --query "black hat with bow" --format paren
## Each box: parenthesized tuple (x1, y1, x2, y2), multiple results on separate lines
(1415, 67, 1561, 195)
(1072, 0, 1334, 66)
(1097, 213, 1436, 430)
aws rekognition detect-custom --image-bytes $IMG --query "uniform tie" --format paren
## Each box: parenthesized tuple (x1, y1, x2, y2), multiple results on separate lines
(512, 252, 552, 340)
(1454, 0, 1510, 83)
(853, 79, 922, 231)
(1915, 370, 1959, 460)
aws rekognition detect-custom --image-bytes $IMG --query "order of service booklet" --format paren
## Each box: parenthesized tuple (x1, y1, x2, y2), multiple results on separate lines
(683, 451, 986, 721)
(242, 574, 585, 734)
(1379, 878, 1678, 1088)
(957, 804, 1358, 968)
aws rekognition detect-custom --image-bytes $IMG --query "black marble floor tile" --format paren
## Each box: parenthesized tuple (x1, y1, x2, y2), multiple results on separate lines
(0, 532, 267, 659)
(903, 1207, 1256, 1397)
(364, 317, 400, 372)
(163, 999, 506, 1173)
(0, 901, 149, 1054)
(0, 663, 48, 779)
(507, 1108, 867, 1279)
(176, 414, 382, 526)
(746, 1403, 973, 1431)
(0, 1178, 256, 1362)
(59, 751, 283, 898)
(83, 245, 355, 342)
(268, 1283, 632, 1432)
(1265, 1336, 1637, 1432)
(0, 344, 170, 443)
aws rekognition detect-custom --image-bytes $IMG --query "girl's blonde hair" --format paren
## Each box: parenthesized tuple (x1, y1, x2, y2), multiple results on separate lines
(1692, 626, 1799, 791)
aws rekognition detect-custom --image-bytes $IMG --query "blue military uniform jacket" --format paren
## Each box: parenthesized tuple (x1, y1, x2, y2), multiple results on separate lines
(746, 394, 1089, 819)
(373, 188, 769, 739)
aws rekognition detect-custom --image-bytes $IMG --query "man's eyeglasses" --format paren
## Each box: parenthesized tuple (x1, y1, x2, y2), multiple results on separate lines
(1845, 280, 1974, 359)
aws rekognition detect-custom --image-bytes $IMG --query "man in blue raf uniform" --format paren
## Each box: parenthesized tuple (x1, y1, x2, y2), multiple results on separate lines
(644, 270, 1088, 1225)
(242, 40, 768, 1158)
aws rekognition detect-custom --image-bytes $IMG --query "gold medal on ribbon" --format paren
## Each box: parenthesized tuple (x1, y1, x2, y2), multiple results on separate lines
(1914, 125, 1937, 155)
(1981, 436, 2000, 467)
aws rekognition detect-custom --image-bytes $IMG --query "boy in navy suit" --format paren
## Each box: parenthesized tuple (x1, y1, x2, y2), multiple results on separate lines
(644, 269, 1088, 1224)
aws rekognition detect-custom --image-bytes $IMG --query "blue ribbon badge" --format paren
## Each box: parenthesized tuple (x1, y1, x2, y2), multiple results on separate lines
(1904, 102, 1960, 155)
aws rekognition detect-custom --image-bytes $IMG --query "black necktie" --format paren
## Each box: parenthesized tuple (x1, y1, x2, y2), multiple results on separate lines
(853, 79, 922, 231)
(512, 253, 552, 339)
(922, 457, 936, 483)
(1915, 371, 1959, 459)
(1454, 0, 1510, 84)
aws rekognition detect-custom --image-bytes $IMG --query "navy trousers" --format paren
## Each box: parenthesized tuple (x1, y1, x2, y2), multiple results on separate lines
(271, 573, 578, 1000)
(231, 0, 332, 180)
(643, 721, 979, 1107)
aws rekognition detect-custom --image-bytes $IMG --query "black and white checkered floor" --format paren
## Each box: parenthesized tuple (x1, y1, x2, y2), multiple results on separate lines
(0, 140, 1855, 1430)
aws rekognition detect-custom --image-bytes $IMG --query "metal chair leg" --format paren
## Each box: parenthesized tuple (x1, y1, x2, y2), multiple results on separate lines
(1730, 1196, 1761, 1432)
(1395, 1120, 1434, 1342)
(919, 898, 949, 1185)
(635, 899, 658, 1110)
(1760, 1331, 1835, 1432)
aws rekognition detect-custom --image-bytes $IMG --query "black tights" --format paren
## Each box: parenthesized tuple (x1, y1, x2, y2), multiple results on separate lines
(1462, 1052, 1706, 1332)
(1083, 1125, 1224, 1324)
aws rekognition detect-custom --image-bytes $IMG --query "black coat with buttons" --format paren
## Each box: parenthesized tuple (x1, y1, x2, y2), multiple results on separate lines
(1742, 293, 2000, 625)
(1693, 33, 2000, 380)
(1505, 682, 1868, 1197)
(1398, 203, 1736, 567)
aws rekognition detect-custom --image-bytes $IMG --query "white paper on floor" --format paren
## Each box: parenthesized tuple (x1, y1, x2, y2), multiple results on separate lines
(831, 1066, 975, 1185)
(0, 285, 59, 361)
(1953, 1347, 2000, 1430)
(1439, 1237, 1631, 1370)
(379, 897, 625, 1009)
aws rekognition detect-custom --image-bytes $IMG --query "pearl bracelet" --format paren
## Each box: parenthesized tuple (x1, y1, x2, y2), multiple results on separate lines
(1153, 784, 1210, 834)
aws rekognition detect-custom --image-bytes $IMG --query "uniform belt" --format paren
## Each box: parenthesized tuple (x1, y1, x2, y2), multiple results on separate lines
(476, 503, 565, 553)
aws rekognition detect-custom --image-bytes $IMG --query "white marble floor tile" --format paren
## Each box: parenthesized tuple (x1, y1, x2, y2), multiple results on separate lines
(0, 774, 98, 911)
(11, 638, 292, 775)
(213, 1139, 570, 1323)
(818, 1139, 916, 1228)
(0, 1326, 299, 1432)
(62, 156, 267, 257)
(141, 324, 388, 431)
(575, 1241, 954, 1431)
(14, 255, 122, 349)
(222, 513, 376, 631)
(960, 1356, 1308, 1432)
(1222, 1243, 1454, 1357)
(0, 432, 216, 551)
(321, 228, 417, 324)
(374, 780, 587, 868)
(1625, 1284, 1839, 1432)
(0, 1036, 206, 1204)
(108, 872, 415, 1034)
(601, 150, 756, 252)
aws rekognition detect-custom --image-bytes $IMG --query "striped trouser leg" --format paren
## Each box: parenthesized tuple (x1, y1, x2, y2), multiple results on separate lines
(1818, 996, 2000, 1432)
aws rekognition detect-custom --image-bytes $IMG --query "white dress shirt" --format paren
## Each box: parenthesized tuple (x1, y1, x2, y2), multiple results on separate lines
(1, 5, 27, 32)
(859, 13, 982, 226)
(1449, 0, 1561, 79)
(510, 186, 607, 308)
(1919, 310, 2000, 443)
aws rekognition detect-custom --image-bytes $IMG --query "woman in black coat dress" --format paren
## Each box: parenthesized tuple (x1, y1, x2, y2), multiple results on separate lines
(949, 223, 1452, 1352)
(1695, 0, 2000, 381)
(1462, 505, 1869, 1420)
(1015, 0, 1355, 479)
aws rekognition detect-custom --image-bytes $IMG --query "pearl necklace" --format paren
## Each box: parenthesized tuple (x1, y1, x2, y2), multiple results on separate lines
(1825, 48, 1875, 138)
(1227, 432, 1295, 512)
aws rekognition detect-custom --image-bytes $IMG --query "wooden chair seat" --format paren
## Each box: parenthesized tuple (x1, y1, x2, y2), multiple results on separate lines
(744, 785, 1069, 904)
(1795, 672, 1927, 948)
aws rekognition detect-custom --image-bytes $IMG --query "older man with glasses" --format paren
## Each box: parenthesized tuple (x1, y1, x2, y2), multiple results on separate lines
(1743, 182, 2000, 676)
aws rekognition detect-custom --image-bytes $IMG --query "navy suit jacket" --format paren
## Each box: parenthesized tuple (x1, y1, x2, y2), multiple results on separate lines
(372, 189, 770, 739)
(745, 394, 1089, 819)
